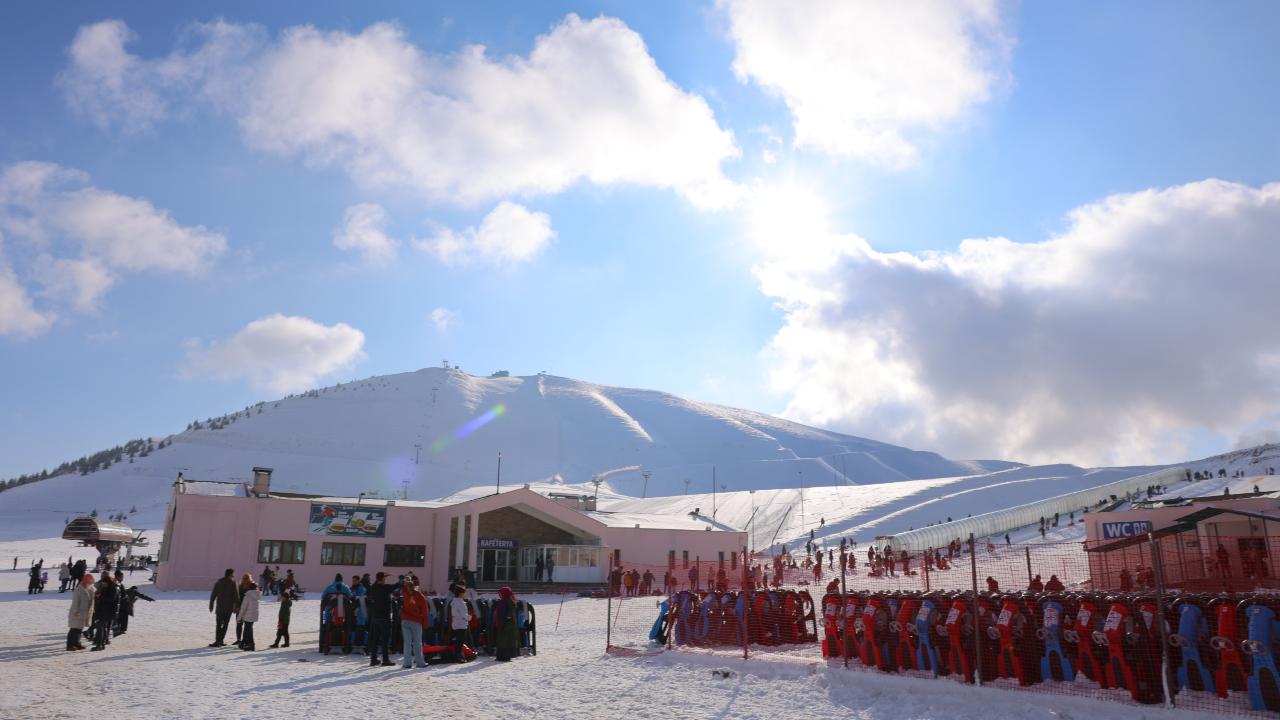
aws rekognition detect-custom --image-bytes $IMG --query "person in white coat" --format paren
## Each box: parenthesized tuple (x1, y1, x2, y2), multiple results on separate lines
(66, 574, 95, 651)
(448, 584, 472, 662)
(237, 580, 262, 651)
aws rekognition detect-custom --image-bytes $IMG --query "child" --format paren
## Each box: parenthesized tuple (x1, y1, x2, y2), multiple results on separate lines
(448, 584, 472, 662)
(270, 589, 295, 648)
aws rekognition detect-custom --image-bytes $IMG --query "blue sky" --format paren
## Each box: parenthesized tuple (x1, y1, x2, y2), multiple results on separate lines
(2, 1, 1280, 478)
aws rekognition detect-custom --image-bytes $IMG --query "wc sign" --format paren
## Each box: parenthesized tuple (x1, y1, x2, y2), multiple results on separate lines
(1101, 520, 1153, 539)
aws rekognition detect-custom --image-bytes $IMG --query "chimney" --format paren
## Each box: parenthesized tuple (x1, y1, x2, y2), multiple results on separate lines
(251, 467, 273, 497)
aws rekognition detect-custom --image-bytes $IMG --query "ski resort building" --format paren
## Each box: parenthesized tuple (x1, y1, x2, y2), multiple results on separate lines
(155, 468, 746, 592)
(1083, 489, 1280, 590)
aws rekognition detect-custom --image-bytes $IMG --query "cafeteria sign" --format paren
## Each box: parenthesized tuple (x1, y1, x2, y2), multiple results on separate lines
(309, 504, 386, 538)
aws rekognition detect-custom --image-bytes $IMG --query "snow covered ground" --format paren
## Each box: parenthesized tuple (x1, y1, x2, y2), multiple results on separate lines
(0, 538, 1219, 720)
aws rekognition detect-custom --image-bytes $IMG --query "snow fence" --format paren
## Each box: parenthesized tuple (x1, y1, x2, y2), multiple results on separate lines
(880, 467, 1186, 553)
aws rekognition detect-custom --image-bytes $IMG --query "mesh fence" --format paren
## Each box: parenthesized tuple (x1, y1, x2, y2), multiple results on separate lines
(606, 534, 1280, 717)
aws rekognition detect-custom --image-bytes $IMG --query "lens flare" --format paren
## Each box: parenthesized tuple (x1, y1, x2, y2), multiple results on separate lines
(430, 404, 506, 453)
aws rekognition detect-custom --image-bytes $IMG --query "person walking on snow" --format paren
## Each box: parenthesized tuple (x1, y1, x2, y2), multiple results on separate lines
(237, 579, 262, 651)
(270, 588, 294, 648)
(208, 568, 239, 647)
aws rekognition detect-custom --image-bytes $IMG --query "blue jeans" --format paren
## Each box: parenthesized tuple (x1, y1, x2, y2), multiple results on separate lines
(401, 621, 424, 667)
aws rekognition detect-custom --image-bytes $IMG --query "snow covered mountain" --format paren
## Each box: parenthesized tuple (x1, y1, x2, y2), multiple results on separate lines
(0, 366, 1016, 539)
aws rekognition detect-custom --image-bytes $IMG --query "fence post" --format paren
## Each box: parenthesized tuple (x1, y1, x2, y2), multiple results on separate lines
(606, 552, 613, 652)
(742, 545, 749, 661)
(1149, 533, 1174, 709)
(969, 533, 982, 685)
(841, 545, 850, 669)
(923, 549, 930, 592)
(1024, 545, 1032, 585)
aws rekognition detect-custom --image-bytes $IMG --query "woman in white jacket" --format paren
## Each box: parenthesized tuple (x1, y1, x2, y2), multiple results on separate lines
(66, 574, 95, 651)
(237, 581, 262, 651)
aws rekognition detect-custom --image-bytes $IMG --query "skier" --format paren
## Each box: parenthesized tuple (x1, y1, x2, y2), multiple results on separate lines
(1004, 533, 1011, 546)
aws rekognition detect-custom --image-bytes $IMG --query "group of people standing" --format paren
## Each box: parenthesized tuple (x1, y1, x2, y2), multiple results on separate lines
(66, 569, 154, 651)
(206, 568, 524, 667)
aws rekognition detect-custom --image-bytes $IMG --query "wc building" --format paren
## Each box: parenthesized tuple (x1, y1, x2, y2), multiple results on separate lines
(155, 468, 746, 592)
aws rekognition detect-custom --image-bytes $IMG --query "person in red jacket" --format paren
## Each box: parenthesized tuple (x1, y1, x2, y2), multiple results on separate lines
(400, 581, 428, 669)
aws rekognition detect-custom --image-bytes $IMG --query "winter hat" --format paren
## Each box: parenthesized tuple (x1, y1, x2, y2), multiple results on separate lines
(498, 586, 514, 600)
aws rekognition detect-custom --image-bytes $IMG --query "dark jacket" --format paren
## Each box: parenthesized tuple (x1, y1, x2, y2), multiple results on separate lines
(210, 576, 239, 614)
(119, 586, 155, 616)
(366, 583, 394, 621)
(278, 594, 293, 626)
(94, 580, 120, 622)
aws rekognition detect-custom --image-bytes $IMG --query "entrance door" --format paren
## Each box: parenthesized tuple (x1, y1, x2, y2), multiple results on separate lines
(481, 548, 513, 583)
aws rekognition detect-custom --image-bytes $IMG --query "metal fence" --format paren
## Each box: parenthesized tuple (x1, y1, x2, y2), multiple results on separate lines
(606, 535, 1280, 717)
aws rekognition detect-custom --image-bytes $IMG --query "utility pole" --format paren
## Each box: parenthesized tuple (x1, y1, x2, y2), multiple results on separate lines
(431, 387, 438, 404)
(495, 451, 502, 495)
(749, 490, 756, 554)
(592, 475, 603, 501)
(712, 466, 717, 518)
(642, 470, 651, 499)
(683, 478, 690, 495)
(799, 471, 806, 534)
(414, 443, 421, 465)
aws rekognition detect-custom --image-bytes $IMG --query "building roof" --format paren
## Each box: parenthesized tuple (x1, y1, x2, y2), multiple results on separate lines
(583, 510, 741, 532)
(62, 517, 135, 544)
(181, 480, 246, 497)
(1174, 506, 1280, 525)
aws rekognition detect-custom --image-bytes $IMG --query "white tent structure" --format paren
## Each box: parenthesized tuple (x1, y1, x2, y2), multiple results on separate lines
(877, 467, 1185, 551)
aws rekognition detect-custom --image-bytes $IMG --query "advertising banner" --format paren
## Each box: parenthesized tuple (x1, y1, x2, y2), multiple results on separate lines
(309, 503, 386, 537)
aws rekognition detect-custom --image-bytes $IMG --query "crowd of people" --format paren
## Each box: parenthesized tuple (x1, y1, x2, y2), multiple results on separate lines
(65, 567, 154, 651)
(206, 567, 526, 667)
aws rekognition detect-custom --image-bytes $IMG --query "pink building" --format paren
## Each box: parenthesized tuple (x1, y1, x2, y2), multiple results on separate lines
(156, 468, 746, 593)
(1083, 491, 1280, 590)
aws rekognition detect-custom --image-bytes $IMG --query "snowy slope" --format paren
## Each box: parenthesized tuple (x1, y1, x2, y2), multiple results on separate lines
(0, 367, 1012, 540)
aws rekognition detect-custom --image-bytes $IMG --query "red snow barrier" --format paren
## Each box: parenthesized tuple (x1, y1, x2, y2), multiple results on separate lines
(614, 535, 1280, 717)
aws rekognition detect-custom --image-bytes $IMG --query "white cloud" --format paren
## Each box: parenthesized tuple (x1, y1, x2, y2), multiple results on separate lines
(62, 16, 741, 208)
(720, 0, 1011, 167)
(757, 179, 1280, 466)
(59, 19, 262, 132)
(0, 251, 54, 338)
(33, 256, 115, 312)
(430, 306, 458, 333)
(418, 201, 555, 266)
(0, 161, 226, 335)
(333, 203, 398, 264)
(182, 314, 366, 394)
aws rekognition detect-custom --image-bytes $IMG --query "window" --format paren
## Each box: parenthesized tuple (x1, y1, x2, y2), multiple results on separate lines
(384, 544, 426, 567)
(613, 548, 621, 565)
(258, 540, 305, 564)
(718, 551, 725, 568)
(668, 550, 676, 568)
(731, 551, 737, 570)
(682, 550, 689, 569)
(320, 542, 365, 566)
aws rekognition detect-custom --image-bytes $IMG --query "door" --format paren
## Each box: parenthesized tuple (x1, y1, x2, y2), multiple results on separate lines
(482, 549, 496, 583)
